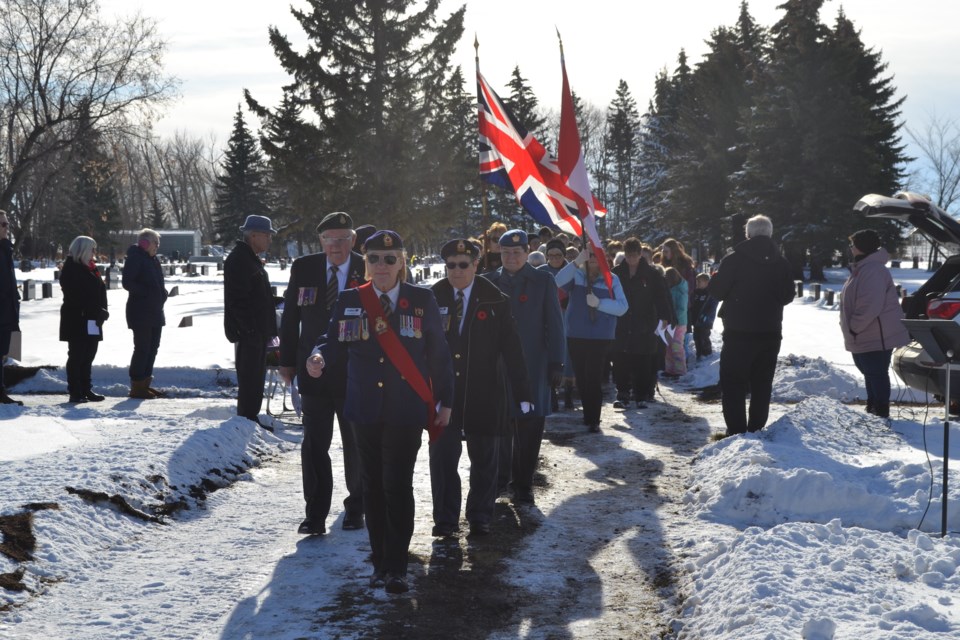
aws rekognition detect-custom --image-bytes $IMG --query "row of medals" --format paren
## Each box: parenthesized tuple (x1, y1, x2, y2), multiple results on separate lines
(338, 316, 423, 341)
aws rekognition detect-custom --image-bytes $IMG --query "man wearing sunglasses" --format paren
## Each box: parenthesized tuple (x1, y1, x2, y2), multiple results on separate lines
(0, 210, 23, 405)
(280, 211, 367, 536)
(429, 239, 531, 537)
(483, 229, 565, 506)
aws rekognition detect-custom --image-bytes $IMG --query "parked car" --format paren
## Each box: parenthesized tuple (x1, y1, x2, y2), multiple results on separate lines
(854, 191, 960, 400)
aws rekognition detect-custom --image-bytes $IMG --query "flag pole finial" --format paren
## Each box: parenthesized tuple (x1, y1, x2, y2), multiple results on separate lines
(556, 27, 564, 60)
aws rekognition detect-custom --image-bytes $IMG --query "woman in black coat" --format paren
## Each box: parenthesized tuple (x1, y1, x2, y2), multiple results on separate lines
(122, 229, 167, 399)
(59, 236, 109, 403)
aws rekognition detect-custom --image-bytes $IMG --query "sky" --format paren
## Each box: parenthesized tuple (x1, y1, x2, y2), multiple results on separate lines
(2, 260, 958, 637)
(99, 0, 960, 174)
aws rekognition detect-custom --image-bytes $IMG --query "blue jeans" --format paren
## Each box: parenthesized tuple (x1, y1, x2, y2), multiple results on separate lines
(851, 350, 893, 413)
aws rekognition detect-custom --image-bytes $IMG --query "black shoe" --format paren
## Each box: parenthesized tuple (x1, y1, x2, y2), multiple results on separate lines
(368, 570, 386, 589)
(563, 386, 574, 410)
(612, 400, 625, 409)
(68, 394, 89, 404)
(588, 423, 601, 433)
(297, 519, 325, 535)
(431, 524, 459, 537)
(468, 522, 491, 537)
(342, 512, 365, 530)
(636, 401, 647, 409)
(0, 392, 23, 406)
(85, 390, 105, 402)
(385, 574, 409, 594)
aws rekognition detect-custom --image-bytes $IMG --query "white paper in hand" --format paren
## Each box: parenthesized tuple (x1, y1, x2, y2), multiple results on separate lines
(654, 320, 668, 345)
(87, 320, 100, 336)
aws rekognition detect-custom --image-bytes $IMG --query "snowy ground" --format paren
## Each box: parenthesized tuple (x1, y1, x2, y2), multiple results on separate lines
(1, 261, 959, 639)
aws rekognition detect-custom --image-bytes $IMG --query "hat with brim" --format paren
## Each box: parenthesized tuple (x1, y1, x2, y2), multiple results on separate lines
(239, 215, 277, 235)
(363, 230, 403, 252)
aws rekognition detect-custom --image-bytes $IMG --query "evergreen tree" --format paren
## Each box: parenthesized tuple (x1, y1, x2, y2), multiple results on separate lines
(605, 80, 641, 233)
(213, 106, 271, 243)
(149, 195, 165, 230)
(250, 1, 465, 244)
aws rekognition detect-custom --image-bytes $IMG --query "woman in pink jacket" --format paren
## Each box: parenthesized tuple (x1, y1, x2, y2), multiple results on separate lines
(840, 229, 910, 418)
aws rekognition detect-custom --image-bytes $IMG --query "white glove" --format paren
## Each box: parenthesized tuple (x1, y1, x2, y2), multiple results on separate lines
(585, 292, 600, 308)
(520, 401, 534, 414)
(573, 248, 590, 267)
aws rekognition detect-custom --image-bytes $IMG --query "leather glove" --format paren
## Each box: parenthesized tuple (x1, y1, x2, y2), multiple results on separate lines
(96, 309, 109, 326)
(549, 363, 564, 388)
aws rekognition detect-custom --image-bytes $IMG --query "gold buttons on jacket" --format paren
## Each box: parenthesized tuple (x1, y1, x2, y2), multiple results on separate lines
(454, 353, 461, 359)
(377, 382, 383, 388)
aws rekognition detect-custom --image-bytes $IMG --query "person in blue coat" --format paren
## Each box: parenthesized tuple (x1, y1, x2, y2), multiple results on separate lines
(483, 229, 565, 505)
(555, 249, 628, 432)
(306, 230, 453, 595)
(122, 228, 168, 399)
(0, 210, 22, 405)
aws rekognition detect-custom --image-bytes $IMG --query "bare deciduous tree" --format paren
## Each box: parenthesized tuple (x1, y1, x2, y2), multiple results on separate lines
(905, 112, 960, 212)
(0, 0, 178, 246)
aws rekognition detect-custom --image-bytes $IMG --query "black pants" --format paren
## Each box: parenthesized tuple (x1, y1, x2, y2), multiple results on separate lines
(498, 415, 546, 493)
(719, 332, 781, 434)
(613, 351, 657, 401)
(567, 337, 611, 426)
(430, 422, 499, 529)
(66, 338, 99, 396)
(353, 421, 422, 576)
(129, 326, 163, 381)
(0, 329, 10, 390)
(301, 394, 363, 523)
(693, 324, 713, 357)
(234, 337, 267, 421)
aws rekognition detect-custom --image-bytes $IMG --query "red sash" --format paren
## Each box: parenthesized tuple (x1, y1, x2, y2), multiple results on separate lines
(357, 283, 441, 443)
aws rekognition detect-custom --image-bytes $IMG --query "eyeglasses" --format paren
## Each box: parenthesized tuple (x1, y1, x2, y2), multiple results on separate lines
(446, 261, 472, 270)
(367, 254, 399, 265)
(321, 235, 352, 245)
(546, 252, 564, 259)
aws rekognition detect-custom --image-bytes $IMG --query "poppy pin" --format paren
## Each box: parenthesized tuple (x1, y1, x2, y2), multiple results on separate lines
(519, 294, 528, 303)
(398, 298, 410, 310)
(476, 310, 488, 321)
(348, 278, 360, 288)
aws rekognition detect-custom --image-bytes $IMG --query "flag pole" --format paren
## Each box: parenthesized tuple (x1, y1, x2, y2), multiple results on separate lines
(556, 29, 590, 254)
(475, 34, 489, 236)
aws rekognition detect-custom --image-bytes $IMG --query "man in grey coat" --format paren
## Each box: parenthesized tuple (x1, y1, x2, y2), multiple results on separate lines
(483, 229, 565, 505)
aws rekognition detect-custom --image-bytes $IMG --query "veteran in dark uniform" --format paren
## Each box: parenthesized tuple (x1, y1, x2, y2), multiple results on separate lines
(483, 229, 565, 505)
(280, 211, 367, 536)
(429, 239, 531, 538)
(307, 230, 453, 595)
(223, 215, 278, 423)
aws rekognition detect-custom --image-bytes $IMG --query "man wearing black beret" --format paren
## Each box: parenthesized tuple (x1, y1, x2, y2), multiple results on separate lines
(280, 211, 367, 535)
(429, 239, 532, 537)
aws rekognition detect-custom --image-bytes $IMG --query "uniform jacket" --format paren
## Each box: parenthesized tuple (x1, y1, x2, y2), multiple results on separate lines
(279, 251, 365, 397)
(432, 276, 531, 436)
(122, 244, 167, 329)
(612, 260, 671, 355)
(59, 257, 108, 342)
(840, 248, 910, 354)
(318, 282, 454, 427)
(0, 238, 19, 332)
(483, 263, 565, 417)
(223, 240, 277, 343)
(708, 236, 795, 336)
(554, 262, 628, 340)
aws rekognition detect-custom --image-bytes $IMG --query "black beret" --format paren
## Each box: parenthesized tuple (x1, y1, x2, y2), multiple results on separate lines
(316, 211, 353, 233)
(363, 230, 403, 251)
(441, 239, 481, 260)
(354, 224, 377, 247)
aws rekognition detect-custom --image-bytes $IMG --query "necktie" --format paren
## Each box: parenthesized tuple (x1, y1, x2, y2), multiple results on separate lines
(455, 289, 465, 334)
(326, 265, 339, 309)
(380, 293, 392, 321)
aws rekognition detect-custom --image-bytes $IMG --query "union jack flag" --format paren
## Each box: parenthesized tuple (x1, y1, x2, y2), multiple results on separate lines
(478, 65, 612, 290)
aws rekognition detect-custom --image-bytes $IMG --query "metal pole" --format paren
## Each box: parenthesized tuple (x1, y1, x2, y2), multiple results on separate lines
(944, 354, 952, 538)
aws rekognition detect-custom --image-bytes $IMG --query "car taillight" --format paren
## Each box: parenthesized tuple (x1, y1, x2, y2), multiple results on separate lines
(927, 299, 960, 319)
